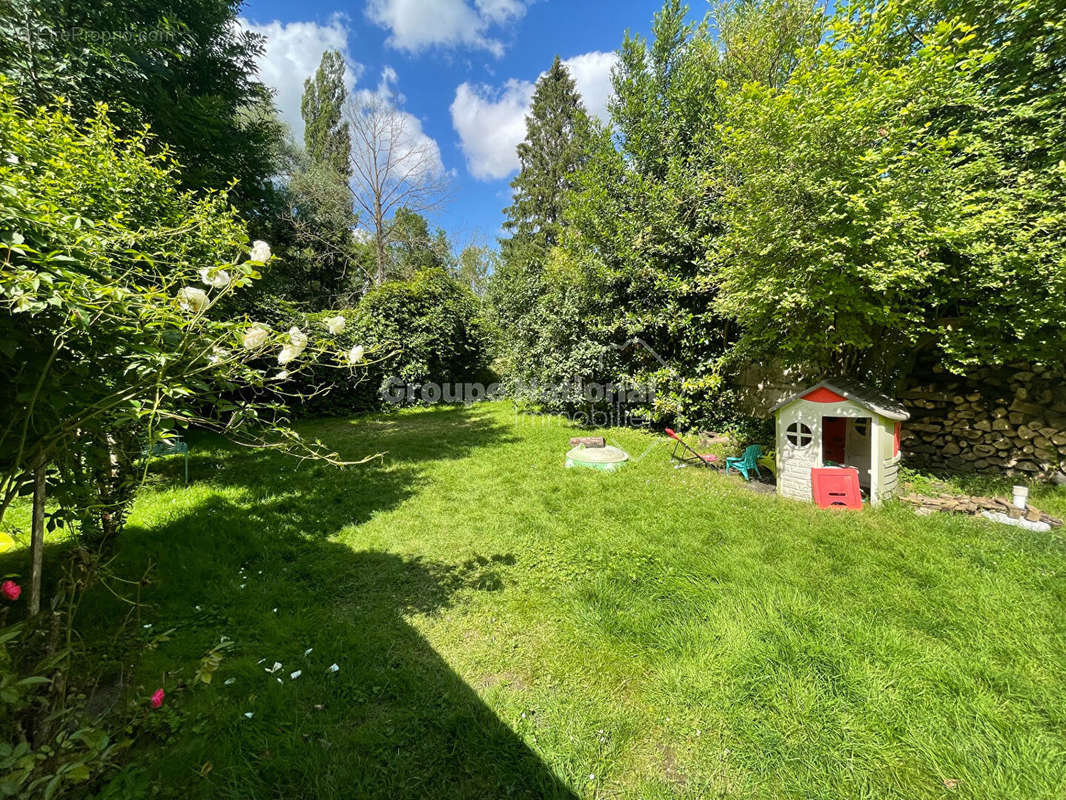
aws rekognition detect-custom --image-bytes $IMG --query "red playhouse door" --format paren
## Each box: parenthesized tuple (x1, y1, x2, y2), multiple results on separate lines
(811, 467, 863, 510)
(822, 418, 847, 464)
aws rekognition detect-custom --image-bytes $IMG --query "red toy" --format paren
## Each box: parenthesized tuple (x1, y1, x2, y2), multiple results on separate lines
(810, 467, 863, 510)
(665, 428, 719, 468)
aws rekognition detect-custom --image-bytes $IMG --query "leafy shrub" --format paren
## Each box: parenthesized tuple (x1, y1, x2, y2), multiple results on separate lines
(280, 269, 493, 416)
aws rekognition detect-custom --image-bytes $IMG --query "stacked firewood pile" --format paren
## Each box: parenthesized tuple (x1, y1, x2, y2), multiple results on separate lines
(901, 365, 1066, 479)
(900, 493, 1063, 527)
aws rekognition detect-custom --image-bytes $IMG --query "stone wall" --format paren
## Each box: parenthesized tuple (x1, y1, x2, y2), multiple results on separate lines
(901, 365, 1066, 481)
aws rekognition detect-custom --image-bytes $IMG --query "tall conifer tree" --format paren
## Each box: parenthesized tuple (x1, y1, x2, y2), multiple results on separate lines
(502, 56, 592, 249)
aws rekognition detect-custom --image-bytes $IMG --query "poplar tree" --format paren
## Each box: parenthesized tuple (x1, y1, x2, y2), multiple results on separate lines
(301, 50, 351, 178)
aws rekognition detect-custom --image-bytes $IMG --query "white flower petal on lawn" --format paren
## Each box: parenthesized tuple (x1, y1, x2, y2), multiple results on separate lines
(249, 240, 272, 262)
(199, 267, 231, 289)
(242, 325, 270, 350)
(325, 315, 346, 335)
(327, 663, 339, 673)
(347, 344, 365, 365)
(304, 648, 313, 657)
(224, 677, 236, 685)
(177, 286, 208, 313)
(266, 662, 282, 674)
(244, 712, 254, 719)
(290, 670, 302, 680)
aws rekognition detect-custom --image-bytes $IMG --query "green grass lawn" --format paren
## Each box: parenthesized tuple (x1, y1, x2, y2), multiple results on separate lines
(6, 401, 1066, 798)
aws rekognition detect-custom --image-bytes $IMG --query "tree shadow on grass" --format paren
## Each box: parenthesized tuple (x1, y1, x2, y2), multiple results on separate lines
(65, 488, 578, 799)
(143, 404, 519, 540)
(5, 405, 574, 798)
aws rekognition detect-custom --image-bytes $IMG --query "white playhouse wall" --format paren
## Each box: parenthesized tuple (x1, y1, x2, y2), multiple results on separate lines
(875, 415, 902, 502)
(775, 397, 898, 505)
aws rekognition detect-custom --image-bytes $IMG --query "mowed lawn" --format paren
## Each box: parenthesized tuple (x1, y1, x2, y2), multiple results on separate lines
(14, 401, 1066, 798)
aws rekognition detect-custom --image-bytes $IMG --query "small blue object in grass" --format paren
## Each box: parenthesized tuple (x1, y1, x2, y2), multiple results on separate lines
(143, 435, 190, 483)
(725, 445, 764, 481)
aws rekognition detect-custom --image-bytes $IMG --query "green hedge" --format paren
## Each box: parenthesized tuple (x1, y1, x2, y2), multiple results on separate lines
(286, 269, 493, 416)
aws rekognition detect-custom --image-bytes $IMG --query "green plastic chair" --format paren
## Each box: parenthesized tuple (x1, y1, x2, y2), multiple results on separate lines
(726, 445, 764, 480)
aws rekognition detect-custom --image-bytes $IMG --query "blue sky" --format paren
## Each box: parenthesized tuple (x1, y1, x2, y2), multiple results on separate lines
(239, 0, 701, 251)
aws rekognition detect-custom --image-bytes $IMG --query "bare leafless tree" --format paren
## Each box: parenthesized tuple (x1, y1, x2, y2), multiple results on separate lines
(343, 95, 449, 285)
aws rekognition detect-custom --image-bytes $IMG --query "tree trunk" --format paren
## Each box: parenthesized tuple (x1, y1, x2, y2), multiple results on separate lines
(29, 455, 46, 617)
(374, 197, 386, 285)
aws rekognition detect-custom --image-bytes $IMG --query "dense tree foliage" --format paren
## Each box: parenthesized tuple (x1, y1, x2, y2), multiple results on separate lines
(503, 57, 593, 250)
(492, 1, 735, 426)
(714, 0, 1066, 382)
(302, 50, 352, 179)
(0, 0, 287, 220)
(387, 208, 454, 280)
(490, 0, 1066, 428)
(0, 82, 368, 614)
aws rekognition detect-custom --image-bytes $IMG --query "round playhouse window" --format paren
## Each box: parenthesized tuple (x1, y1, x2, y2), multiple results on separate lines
(786, 422, 813, 447)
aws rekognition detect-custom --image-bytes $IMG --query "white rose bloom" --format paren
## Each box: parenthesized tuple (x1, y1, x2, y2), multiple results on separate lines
(177, 286, 209, 313)
(208, 347, 227, 365)
(288, 326, 308, 353)
(325, 315, 346, 335)
(249, 240, 272, 262)
(278, 344, 300, 365)
(199, 267, 231, 289)
(242, 325, 270, 350)
(273, 370, 289, 381)
(347, 344, 365, 365)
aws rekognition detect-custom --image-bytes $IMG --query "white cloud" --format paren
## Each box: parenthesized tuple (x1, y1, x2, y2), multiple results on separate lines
(474, 0, 526, 23)
(559, 51, 617, 123)
(450, 80, 534, 180)
(450, 51, 618, 181)
(365, 0, 528, 56)
(239, 15, 361, 141)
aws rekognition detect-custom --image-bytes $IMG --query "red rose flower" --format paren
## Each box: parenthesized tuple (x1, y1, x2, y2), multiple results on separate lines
(150, 688, 165, 709)
(1, 580, 20, 601)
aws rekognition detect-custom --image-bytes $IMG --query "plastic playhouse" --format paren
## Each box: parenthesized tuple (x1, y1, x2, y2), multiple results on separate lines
(770, 379, 910, 507)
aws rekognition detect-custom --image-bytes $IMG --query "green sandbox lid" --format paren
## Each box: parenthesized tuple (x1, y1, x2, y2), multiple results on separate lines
(565, 445, 630, 472)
